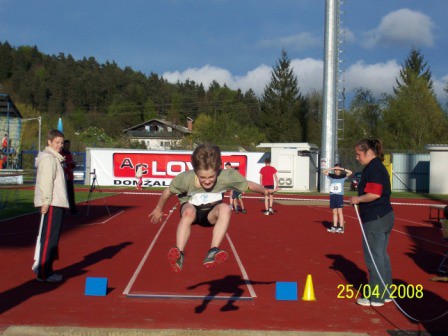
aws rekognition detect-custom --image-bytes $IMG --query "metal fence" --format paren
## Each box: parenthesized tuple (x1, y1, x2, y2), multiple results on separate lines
(18, 150, 86, 184)
(337, 148, 430, 193)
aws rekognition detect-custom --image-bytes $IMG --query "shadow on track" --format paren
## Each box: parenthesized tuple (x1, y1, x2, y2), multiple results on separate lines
(0, 242, 132, 314)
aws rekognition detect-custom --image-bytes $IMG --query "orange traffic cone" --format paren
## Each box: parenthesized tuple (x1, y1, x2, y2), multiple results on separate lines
(302, 274, 316, 301)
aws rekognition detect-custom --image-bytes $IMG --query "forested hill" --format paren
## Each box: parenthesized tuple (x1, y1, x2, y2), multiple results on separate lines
(1, 41, 447, 152)
(0, 41, 283, 150)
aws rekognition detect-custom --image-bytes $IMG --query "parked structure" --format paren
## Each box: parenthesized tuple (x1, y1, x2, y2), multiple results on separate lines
(123, 118, 193, 150)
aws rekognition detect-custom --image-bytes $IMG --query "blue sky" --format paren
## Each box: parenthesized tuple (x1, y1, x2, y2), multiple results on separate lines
(1, 0, 447, 105)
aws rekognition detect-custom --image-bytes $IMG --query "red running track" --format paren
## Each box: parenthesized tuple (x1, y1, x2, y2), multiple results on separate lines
(0, 191, 447, 335)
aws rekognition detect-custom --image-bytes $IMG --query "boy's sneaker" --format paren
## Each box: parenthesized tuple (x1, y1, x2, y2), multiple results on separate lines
(269, 207, 274, 214)
(327, 226, 337, 233)
(263, 210, 270, 215)
(167, 247, 184, 273)
(241, 209, 247, 214)
(203, 247, 228, 268)
(384, 298, 393, 303)
(336, 227, 345, 234)
(37, 273, 63, 283)
(356, 297, 384, 307)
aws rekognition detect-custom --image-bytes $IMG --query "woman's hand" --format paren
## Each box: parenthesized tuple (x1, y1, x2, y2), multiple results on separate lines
(349, 196, 360, 205)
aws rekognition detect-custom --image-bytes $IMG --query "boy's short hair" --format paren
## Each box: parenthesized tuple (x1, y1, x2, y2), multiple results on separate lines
(264, 157, 271, 164)
(47, 129, 65, 141)
(191, 143, 222, 172)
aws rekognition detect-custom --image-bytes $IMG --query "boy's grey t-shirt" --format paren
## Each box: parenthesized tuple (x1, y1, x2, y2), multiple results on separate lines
(169, 169, 248, 205)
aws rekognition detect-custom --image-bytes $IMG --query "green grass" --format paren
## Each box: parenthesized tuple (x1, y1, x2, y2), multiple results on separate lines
(0, 187, 116, 221)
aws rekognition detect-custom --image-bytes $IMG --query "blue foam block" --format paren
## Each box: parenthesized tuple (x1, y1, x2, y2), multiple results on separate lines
(275, 281, 298, 301)
(85, 277, 108, 296)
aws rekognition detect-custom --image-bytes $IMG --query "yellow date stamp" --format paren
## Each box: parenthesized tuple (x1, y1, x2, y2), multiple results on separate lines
(337, 284, 424, 299)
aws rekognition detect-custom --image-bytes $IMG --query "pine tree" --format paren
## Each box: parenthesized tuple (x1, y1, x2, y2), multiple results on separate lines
(260, 49, 302, 142)
(394, 47, 433, 94)
(384, 48, 448, 149)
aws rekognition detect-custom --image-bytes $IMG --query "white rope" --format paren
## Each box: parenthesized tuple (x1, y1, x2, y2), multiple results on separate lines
(354, 204, 448, 322)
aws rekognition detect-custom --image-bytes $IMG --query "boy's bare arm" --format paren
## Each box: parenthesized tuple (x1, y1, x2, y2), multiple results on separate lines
(247, 181, 270, 196)
(149, 188, 174, 223)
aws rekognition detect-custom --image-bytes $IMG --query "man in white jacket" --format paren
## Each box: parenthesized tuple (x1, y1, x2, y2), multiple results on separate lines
(33, 129, 69, 282)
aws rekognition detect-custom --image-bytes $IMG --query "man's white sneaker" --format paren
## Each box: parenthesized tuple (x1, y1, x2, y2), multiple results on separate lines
(356, 297, 384, 307)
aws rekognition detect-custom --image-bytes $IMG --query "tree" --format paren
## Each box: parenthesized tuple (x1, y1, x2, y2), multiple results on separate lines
(143, 97, 158, 120)
(339, 88, 384, 149)
(394, 47, 433, 94)
(192, 112, 265, 150)
(444, 82, 448, 111)
(383, 49, 448, 149)
(301, 90, 322, 146)
(78, 126, 114, 148)
(384, 76, 448, 149)
(260, 49, 302, 142)
(166, 93, 182, 124)
(1, 42, 272, 150)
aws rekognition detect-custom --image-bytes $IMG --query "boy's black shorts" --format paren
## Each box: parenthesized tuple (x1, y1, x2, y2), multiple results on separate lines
(180, 201, 222, 227)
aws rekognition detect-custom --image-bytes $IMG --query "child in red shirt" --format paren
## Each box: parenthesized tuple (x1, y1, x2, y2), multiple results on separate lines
(259, 157, 279, 215)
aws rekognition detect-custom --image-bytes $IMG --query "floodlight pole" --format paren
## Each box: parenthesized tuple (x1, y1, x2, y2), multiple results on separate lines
(320, 0, 340, 193)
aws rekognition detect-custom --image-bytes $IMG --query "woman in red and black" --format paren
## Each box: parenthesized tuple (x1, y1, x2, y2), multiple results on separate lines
(349, 139, 394, 307)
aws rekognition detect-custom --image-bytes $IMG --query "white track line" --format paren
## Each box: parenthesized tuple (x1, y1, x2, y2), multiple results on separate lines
(66, 210, 125, 227)
(122, 204, 177, 296)
(126, 293, 254, 300)
(226, 233, 257, 298)
(123, 204, 256, 300)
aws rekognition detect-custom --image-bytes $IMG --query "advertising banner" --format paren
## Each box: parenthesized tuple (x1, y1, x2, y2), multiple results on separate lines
(88, 148, 266, 187)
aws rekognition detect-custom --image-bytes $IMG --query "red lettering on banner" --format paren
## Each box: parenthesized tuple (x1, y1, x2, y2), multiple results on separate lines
(113, 153, 247, 178)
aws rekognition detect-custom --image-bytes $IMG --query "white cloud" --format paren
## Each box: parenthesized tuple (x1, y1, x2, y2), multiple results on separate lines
(433, 74, 448, 103)
(290, 58, 324, 93)
(345, 60, 400, 96)
(163, 65, 234, 89)
(163, 59, 324, 97)
(341, 27, 356, 44)
(163, 58, 447, 104)
(362, 9, 434, 49)
(345, 61, 447, 103)
(233, 65, 272, 95)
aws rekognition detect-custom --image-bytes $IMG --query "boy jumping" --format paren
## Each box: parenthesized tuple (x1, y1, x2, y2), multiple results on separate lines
(149, 144, 270, 273)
